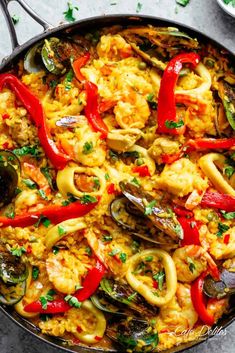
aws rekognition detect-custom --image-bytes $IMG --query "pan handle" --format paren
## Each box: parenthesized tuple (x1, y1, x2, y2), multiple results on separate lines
(0, 0, 52, 51)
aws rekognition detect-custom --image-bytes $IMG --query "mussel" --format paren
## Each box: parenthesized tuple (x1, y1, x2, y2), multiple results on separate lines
(203, 268, 235, 299)
(0, 280, 26, 305)
(218, 80, 235, 131)
(106, 318, 159, 353)
(99, 278, 158, 316)
(0, 150, 20, 207)
(24, 41, 45, 73)
(111, 182, 183, 244)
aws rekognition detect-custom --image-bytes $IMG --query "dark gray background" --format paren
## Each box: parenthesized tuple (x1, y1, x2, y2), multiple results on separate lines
(0, 0, 235, 352)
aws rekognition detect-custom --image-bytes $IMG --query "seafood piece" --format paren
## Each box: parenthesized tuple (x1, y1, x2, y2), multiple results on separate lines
(107, 128, 142, 152)
(173, 245, 218, 283)
(0, 150, 20, 207)
(0, 280, 26, 305)
(91, 294, 126, 315)
(107, 318, 158, 353)
(24, 42, 45, 73)
(214, 103, 231, 137)
(218, 80, 235, 130)
(99, 278, 158, 316)
(0, 247, 27, 284)
(119, 181, 183, 241)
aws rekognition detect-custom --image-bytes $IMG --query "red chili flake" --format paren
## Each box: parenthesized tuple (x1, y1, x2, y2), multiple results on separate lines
(76, 325, 83, 333)
(152, 280, 158, 289)
(132, 165, 151, 177)
(95, 336, 102, 341)
(107, 183, 116, 194)
(160, 328, 170, 334)
(224, 233, 230, 245)
(113, 254, 121, 264)
(2, 142, 9, 149)
(26, 245, 32, 254)
(2, 114, 9, 120)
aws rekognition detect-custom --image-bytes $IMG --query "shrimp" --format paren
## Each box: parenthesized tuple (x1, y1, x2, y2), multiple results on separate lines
(46, 250, 87, 294)
(172, 245, 219, 283)
(159, 283, 198, 332)
(209, 227, 235, 260)
(23, 162, 51, 196)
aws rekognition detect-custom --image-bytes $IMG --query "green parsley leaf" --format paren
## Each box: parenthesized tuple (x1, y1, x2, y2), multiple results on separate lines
(12, 15, 19, 25)
(119, 252, 127, 263)
(105, 173, 110, 180)
(32, 266, 40, 280)
(165, 119, 184, 129)
(102, 234, 113, 242)
(85, 246, 92, 256)
(39, 296, 48, 310)
(144, 200, 157, 216)
(15, 187, 22, 196)
(22, 178, 37, 189)
(75, 284, 83, 291)
(10, 247, 26, 257)
(40, 167, 54, 189)
(64, 69, 74, 90)
(127, 292, 137, 302)
(145, 256, 153, 262)
(38, 189, 48, 200)
(176, 0, 190, 6)
(146, 93, 157, 110)
(131, 177, 140, 186)
(108, 248, 120, 257)
(45, 289, 56, 302)
(52, 246, 59, 255)
(93, 177, 100, 190)
(79, 194, 97, 204)
(64, 294, 82, 308)
(187, 257, 196, 273)
(5, 208, 15, 219)
(136, 2, 143, 13)
(221, 210, 235, 220)
(223, 166, 235, 179)
(49, 80, 58, 88)
(133, 261, 145, 274)
(58, 225, 67, 236)
(217, 222, 230, 238)
(63, 2, 78, 22)
(82, 141, 94, 154)
(42, 218, 51, 228)
(13, 145, 41, 158)
(153, 270, 165, 291)
(39, 314, 52, 321)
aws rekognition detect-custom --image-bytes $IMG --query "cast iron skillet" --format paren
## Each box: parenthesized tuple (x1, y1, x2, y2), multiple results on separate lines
(0, 0, 234, 352)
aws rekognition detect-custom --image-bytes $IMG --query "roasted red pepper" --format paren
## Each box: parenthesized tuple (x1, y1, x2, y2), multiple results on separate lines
(24, 259, 106, 314)
(74, 259, 106, 301)
(161, 152, 181, 164)
(132, 165, 151, 177)
(186, 137, 235, 151)
(0, 73, 70, 169)
(178, 216, 201, 246)
(173, 206, 194, 218)
(191, 272, 216, 326)
(84, 81, 109, 139)
(157, 53, 200, 135)
(72, 53, 90, 82)
(201, 191, 235, 212)
(0, 198, 99, 228)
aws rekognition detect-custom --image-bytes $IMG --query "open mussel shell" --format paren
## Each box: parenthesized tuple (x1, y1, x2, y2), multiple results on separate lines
(203, 268, 235, 299)
(218, 80, 235, 131)
(24, 41, 45, 73)
(0, 279, 26, 305)
(106, 317, 159, 353)
(0, 250, 28, 284)
(91, 294, 126, 315)
(100, 278, 158, 317)
(0, 150, 20, 207)
(118, 181, 183, 241)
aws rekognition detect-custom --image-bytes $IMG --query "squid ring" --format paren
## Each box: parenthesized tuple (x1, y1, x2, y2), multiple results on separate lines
(73, 300, 106, 344)
(199, 153, 235, 196)
(56, 164, 106, 198)
(126, 248, 177, 306)
(45, 219, 86, 249)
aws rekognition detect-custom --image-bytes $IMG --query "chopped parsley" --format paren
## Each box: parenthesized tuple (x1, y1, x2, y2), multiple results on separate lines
(79, 194, 97, 204)
(223, 0, 235, 7)
(223, 166, 235, 179)
(15, 187, 22, 196)
(52, 246, 59, 255)
(146, 93, 157, 110)
(13, 145, 41, 158)
(32, 266, 40, 280)
(93, 177, 100, 189)
(85, 246, 92, 256)
(145, 256, 153, 262)
(64, 69, 74, 90)
(221, 210, 235, 220)
(144, 200, 157, 216)
(119, 252, 127, 263)
(10, 247, 26, 257)
(5, 208, 15, 219)
(64, 294, 82, 308)
(136, 2, 143, 13)
(217, 222, 230, 238)
(187, 257, 196, 273)
(12, 15, 19, 25)
(133, 261, 145, 274)
(102, 234, 113, 242)
(49, 79, 58, 88)
(39, 290, 56, 310)
(176, 0, 190, 6)
(22, 178, 37, 189)
(105, 173, 110, 180)
(153, 270, 165, 291)
(34, 215, 51, 228)
(40, 166, 54, 190)
(63, 2, 79, 22)
(165, 119, 184, 129)
(108, 249, 120, 257)
(39, 296, 48, 310)
(82, 141, 94, 154)
(127, 292, 137, 302)
(131, 177, 140, 186)
(38, 189, 48, 200)
(58, 225, 67, 236)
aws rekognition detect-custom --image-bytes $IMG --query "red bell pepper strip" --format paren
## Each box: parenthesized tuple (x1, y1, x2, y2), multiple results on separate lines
(186, 137, 235, 151)
(24, 299, 71, 314)
(84, 81, 109, 139)
(0, 198, 99, 228)
(74, 259, 106, 301)
(132, 165, 151, 177)
(24, 259, 106, 314)
(191, 272, 216, 326)
(0, 74, 70, 169)
(72, 53, 90, 82)
(161, 152, 181, 164)
(178, 216, 201, 246)
(173, 205, 194, 218)
(224, 233, 230, 244)
(157, 52, 200, 135)
(201, 191, 235, 212)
